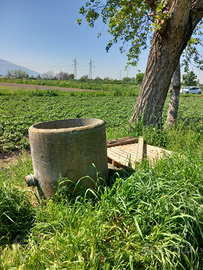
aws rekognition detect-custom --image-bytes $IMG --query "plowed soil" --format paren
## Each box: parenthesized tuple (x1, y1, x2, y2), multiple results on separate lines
(0, 82, 92, 92)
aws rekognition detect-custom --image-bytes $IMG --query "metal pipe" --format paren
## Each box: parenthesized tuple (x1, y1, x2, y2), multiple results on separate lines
(25, 174, 44, 198)
(25, 174, 37, 187)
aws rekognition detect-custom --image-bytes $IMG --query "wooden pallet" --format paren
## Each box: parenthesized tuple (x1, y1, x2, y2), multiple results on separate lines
(107, 137, 172, 169)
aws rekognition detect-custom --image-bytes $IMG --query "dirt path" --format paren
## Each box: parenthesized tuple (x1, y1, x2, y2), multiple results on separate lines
(0, 82, 92, 92)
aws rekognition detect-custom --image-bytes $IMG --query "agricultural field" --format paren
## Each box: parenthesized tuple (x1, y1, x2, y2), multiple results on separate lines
(0, 92, 136, 153)
(0, 84, 202, 153)
(0, 78, 140, 96)
(0, 84, 203, 269)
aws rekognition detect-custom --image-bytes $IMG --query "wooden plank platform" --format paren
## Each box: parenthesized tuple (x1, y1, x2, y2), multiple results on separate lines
(107, 137, 172, 169)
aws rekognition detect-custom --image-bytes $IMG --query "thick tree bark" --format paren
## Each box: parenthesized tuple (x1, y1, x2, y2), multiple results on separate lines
(164, 61, 181, 128)
(130, 0, 203, 126)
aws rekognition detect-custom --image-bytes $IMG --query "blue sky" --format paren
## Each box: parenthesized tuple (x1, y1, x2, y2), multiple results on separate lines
(0, 0, 148, 79)
(0, 0, 202, 82)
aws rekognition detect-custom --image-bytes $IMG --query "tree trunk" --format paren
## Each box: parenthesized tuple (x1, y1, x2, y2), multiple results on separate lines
(164, 61, 181, 128)
(129, 31, 185, 126)
(129, 0, 203, 126)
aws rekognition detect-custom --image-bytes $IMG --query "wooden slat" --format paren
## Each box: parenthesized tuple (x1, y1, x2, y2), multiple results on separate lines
(136, 136, 144, 163)
(107, 148, 136, 168)
(107, 137, 172, 170)
(112, 145, 138, 159)
(108, 149, 133, 165)
(145, 144, 172, 162)
(107, 137, 138, 148)
(108, 145, 137, 160)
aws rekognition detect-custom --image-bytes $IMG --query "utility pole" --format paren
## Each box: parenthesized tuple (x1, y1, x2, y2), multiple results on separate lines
(89, 59, 95, 79)
(119, 70, 122, 80)
(72, 58, 78, 79)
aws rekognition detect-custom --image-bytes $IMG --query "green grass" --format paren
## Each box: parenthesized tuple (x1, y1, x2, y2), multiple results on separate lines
(1, 147, 203, 269)
(0, 182, 35, 246)
(0, 86, 203, 269)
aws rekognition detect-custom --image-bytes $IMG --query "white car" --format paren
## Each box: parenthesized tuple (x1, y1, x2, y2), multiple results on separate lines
(182, 86, 202, 94)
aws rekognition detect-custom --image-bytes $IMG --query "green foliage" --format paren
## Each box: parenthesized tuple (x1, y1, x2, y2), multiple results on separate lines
(0, 77, 141, 94)
(45, 90, 59, 97)
(79, 0, 150, 66)
(0, 92, 137, 152)
(135, 72, 144, 84)
(79, 75, 89, 81)
(0, 182, 35, 245)
(78, 1, 203, 75)
(182, 71, 198, 86)
(122, 77, 131, 82)
(181, 20, 203, 72)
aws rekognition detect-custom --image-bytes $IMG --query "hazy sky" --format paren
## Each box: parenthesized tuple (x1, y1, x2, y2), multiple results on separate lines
(0, 0, 202, 82)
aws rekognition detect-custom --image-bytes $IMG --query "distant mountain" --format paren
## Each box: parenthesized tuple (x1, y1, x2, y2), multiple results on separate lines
(0, 59, 42, 77)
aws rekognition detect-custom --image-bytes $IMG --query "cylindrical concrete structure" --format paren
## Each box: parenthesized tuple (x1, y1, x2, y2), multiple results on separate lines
(28, 118, 108, 198)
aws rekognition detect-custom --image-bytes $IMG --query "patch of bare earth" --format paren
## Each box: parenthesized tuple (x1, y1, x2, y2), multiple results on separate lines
(0, 82, 93, 92)
(0, 150, 31, 169)
(0, 150, 40, 207)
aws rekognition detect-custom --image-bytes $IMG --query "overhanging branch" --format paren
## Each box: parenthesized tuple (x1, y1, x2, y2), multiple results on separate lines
(191, 0, 203, 26)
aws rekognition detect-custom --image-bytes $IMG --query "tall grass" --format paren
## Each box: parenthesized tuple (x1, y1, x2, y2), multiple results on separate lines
(0, 120, 203, 269)
(0, 182, 35, 246)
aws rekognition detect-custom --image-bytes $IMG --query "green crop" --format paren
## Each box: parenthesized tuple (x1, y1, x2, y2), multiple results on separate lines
(0, 86, 202, 153)
(0, 94, 137, 152)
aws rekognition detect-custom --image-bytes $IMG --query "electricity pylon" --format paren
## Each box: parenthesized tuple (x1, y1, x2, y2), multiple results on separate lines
(72, 58, 79, 79)
(89, 59, 95, 79)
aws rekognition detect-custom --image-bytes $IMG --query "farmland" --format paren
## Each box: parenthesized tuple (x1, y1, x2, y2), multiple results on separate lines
(0, 81, 202, 153)
(0, 93, 137, 153)
(0, 81, 203, 269)
(0, 78, 140, 95)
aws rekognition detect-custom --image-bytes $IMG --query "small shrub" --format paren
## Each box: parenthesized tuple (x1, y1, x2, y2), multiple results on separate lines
(45, 90, 59, 97)
(29, 88, 43, 97)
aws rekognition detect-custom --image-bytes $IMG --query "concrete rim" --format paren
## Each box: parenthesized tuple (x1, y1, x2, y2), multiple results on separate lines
(29, 118, 105, 134)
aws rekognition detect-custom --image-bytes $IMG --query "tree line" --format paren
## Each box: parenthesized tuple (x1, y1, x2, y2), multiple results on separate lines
(5, 70, 75, 80)
(5, 68, 199, 86)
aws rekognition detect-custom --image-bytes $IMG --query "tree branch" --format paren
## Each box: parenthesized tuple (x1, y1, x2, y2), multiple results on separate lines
(143, 0, 157, 13)
(190, 0, 203, 27)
